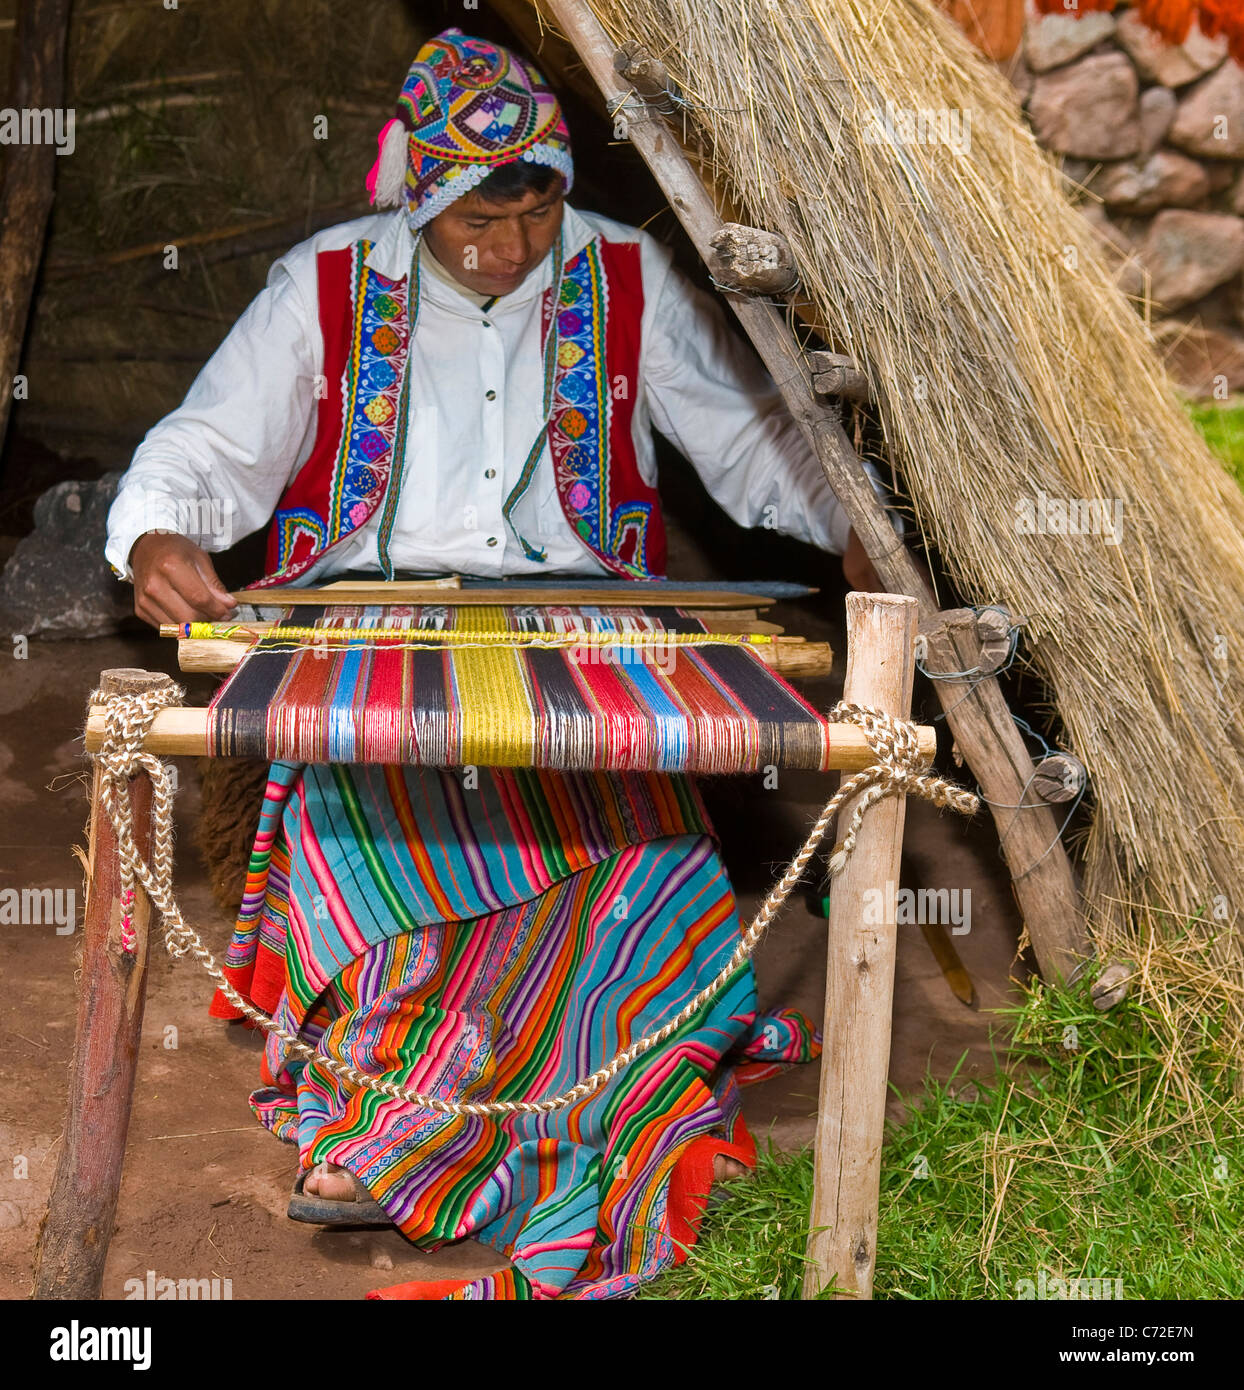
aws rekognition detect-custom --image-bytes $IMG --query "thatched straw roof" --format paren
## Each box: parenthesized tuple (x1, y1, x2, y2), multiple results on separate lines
(550, 0, 1244, 1057)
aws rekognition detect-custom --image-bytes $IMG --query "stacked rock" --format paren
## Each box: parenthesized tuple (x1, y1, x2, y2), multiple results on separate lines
(1006, 2, 1244, 397)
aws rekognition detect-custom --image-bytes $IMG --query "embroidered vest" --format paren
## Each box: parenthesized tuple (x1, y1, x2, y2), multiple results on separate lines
(252, 234, 666, 588)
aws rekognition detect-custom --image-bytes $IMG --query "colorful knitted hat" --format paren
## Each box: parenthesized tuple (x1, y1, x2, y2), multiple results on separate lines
(367, 28, 574, 231)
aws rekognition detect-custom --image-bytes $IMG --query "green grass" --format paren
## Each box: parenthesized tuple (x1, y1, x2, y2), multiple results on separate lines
(639, 977, 1244, 1300)
(1188, 399, 1244, 490)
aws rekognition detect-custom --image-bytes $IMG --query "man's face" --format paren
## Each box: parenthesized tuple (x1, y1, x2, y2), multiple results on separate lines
(423, 183, 565, 297)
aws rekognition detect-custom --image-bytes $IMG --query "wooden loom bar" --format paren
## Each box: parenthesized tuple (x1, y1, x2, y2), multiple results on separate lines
(83, 704, 935, 767)
(537, 0, 1088, 984)
(804, 594, 917, 1301)
(35, 669, 174, 1300)
(168, 632, 834, 680)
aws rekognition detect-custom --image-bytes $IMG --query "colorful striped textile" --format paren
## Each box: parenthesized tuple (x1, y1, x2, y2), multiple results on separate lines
(247, 826, 819, 1300)
(208, 762, 711, 1019)
(205, 603, 832, 772)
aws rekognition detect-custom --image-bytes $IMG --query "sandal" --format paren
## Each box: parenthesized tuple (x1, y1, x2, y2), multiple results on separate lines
(287, 1163, 391, 1227)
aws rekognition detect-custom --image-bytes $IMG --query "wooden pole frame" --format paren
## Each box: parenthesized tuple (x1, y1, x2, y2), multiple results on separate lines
(50, 648, 929, 1298)
(531, 0, 1088, 984)
(34, 669, 174, 1300)
(803, 594, 917, 1300)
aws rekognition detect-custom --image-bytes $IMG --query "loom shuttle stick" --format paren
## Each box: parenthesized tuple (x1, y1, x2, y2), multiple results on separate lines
(229, 582, 782, 609)
(162, 609, 782, 638)
(230, 577, 462, 605)
(83, 704, 933, 768)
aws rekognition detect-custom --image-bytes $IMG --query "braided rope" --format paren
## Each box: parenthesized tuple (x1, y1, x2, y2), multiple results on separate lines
(89, 686, 978, 1117)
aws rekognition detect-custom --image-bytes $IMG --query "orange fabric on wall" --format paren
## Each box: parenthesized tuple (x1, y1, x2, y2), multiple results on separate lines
(935, 0, 1026, 61)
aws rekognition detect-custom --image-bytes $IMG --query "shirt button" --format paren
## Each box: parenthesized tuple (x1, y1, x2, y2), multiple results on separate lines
(482, 320, 492, 328)
(486, 536, 498, 547)
(484, 468, 496, 479)
(485, 389, 497, 401)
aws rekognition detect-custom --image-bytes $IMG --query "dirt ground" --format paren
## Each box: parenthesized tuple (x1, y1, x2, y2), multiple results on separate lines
(0, 618, 1028, 1300)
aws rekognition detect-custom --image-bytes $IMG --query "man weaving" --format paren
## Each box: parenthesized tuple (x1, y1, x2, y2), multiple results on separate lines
(106, 30, 879, 1301)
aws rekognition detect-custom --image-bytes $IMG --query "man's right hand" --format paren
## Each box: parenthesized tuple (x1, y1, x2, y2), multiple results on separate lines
(129, 532, 237, 628)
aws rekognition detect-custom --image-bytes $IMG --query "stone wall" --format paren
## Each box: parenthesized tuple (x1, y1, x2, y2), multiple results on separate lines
(1003, 3, 1244, 398)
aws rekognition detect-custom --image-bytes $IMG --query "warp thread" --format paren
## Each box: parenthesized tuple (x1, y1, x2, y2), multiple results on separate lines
(89, 685, 978, 1117)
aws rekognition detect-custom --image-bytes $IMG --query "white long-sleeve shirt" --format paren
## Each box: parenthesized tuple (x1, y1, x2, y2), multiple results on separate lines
(106, 203, 863, 581)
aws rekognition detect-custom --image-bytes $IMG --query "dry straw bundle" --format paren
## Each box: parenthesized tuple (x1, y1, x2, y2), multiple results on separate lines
(573, 0, 1244, 1060)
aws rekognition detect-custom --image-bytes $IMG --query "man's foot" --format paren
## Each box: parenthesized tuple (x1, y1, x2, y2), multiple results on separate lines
(303, 1161, 368, 1201)
(288, 1162, 389, 1226)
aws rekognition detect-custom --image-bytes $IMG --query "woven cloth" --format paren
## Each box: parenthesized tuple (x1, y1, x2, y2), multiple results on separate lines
(205, 604, 833, 772)
(208, 760, 712, 1016)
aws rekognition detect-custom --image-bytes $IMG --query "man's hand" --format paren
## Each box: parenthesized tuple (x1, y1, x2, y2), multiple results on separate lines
(129, 532, 236, 628)
(842, 527, 885, 593)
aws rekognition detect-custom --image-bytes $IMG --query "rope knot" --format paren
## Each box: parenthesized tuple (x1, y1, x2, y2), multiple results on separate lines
(89, 680, 185, 956)
(823, 701, 979, 879)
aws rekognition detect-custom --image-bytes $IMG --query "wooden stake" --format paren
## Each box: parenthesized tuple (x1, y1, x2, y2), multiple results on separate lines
(34, 669, 174, 1300)
(803, 593, 918, 1301)
(920, 921, 976, 1007)
(920, 609, 1084, 982)
(533, 0, 1089, 984)
(809, 350, 871, 405)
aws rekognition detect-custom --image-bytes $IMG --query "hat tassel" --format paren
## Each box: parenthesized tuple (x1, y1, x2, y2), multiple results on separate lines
(367, 117, 409, 209)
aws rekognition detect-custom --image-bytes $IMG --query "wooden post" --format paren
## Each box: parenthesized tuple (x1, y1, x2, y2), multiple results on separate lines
(803, 593, 917, 1301)
(920, 609, 1085, 983)
(0, 0, 73, 455)
(34, 668, 174, 1300)
(532, 0, 1090, 983)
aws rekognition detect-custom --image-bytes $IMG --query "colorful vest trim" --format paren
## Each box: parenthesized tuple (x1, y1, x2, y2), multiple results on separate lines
(254, 233, 666, 588)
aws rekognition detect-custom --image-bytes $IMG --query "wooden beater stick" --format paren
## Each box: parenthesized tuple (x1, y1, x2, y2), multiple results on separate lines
(35, 669, 174, 1300)
(803, 594, 918, 1300)
(164, 626, 834, 681)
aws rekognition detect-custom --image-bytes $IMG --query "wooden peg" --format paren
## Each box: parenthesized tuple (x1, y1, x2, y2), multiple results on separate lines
(1091, 959, 1134, 1011)
(974, 606, 1013, 674)
(809, 350, 871, 404)
(707, 223, 800, 295)
(613, 39, 678, 112)
(1032, 754, 1086, 804)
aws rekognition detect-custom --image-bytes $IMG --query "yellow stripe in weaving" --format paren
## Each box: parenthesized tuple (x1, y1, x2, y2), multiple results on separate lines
(452, 606, 538, 767)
